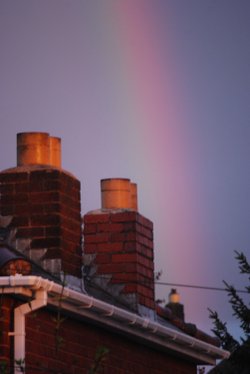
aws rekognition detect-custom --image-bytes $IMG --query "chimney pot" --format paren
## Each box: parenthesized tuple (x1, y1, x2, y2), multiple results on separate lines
(17, 132, 50, 166)
(17, 132, 62, 168)
(101, 178, 131, 210)
(167, 289, 185, 320)
(130, 182, 138, 211)
(49, 136, 61, 168)
(169, 289, 180, 304)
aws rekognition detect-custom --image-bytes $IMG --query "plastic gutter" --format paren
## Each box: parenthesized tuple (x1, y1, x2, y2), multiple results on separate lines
(0, 275, 230, 369)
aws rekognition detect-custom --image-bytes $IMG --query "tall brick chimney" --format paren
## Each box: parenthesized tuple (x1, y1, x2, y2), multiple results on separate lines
(83, 178, 155, 316)
(0, 132, 82, 278)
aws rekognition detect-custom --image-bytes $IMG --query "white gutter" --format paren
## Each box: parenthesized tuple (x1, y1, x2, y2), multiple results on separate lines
(1, 275, 230, 368)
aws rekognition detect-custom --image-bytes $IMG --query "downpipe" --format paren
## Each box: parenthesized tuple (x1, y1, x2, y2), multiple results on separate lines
(9, 289, 47, 373)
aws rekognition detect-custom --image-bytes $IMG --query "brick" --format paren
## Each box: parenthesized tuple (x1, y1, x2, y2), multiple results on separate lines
(18, 227, 45, 238)
(31, 214, 60, 226)
(123, 284, 137, 293)
(138, 255, 153, 269)
(84, 232, 110, 243)
(29, 169, 60, 180)
(45, 226, 61, 237)
(97, 223, 124, 233)
(112, 253, 137, 263)
(61, 229, 81, 244)
(123, 222, 137, 231)
(0, 183, 14, 193)
(60, 206, 81, 222)
(60, 172, 80, 189)
(12, 216, 29, 227)
(43, 203, 61, 213)
(84, 213, 110, 223)
(0, 171, 28, 183)
(110, 211, 137, 222)
(98, 262, 136, 274)
(111, 272, 138, 282)
(29, 179, 45, 192)
(1, 193, 29, 204)
(84, 243, 97, 253)
(126, 232, 137, 241)
(124, 242, 137, 252)
(30, 191, 60, 204)
(83, 223, 97, 234)
(96, 242, 123, 253)
(61, 218, 81, 233)
(137, 214, 153, 230)
(14, 183, 29, 193)
(95, 253, 111, 264)
(110, 232, 127, 242)
(60, 194, 80, 211)
(135, 223, 153, 239)
(13, 203, 31, 215)
(43, 179, 61, 191)
(0, 205, 14, 215)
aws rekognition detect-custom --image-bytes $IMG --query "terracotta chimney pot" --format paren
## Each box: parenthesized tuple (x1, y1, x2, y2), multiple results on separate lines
(101, 178, 131, 209)
(49, 136, 61, 168)
(17, 132, 50, 166)
(130, 182, 138, 211)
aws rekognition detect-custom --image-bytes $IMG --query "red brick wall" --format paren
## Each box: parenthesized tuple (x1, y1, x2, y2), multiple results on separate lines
(24, 307, 197, 374)
(84, 211, 155, 310)
(0, 297, 14, 371)
(0, 168, 82, 277)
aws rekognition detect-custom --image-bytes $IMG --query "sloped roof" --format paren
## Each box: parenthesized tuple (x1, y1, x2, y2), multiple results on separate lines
(0, 274, 229, 366)
(0, 222, 229, 365)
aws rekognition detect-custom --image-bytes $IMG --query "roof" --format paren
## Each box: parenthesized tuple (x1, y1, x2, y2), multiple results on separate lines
(0, 224, 229, 365)
(0, 272, 229, 365)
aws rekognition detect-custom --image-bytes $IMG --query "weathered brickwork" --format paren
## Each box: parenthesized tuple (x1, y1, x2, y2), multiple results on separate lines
(84, 211, 155, 310)
(24, 307, 196, 374)
(0, 168, 82, 277)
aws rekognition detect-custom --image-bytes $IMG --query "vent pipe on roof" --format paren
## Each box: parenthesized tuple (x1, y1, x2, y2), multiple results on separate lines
(17, 132, 61, 168)
(101, 178, 138, 211)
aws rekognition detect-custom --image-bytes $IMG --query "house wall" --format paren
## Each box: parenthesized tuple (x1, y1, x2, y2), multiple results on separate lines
(24, 306, 197, 374)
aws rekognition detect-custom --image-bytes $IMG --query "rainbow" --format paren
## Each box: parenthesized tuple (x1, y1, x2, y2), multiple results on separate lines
(94, 1, 216, 329)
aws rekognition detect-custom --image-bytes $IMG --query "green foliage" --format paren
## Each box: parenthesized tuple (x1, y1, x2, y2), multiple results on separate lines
(87, 346, 109, 374)
(209, 251, 250, 352)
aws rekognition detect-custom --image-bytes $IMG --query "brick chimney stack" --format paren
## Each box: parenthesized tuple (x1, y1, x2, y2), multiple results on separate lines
(83, 178, 155, 316)
(0, 132, 82, 277)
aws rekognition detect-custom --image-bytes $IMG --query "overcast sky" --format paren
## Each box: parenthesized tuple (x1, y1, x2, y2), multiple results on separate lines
(0, 0, 249, 339)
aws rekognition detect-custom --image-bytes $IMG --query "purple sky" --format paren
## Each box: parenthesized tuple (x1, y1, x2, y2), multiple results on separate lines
(0, 0, 249, 340)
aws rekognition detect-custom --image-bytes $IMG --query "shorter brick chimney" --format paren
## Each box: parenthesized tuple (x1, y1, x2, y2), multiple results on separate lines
(0, 132, 82, 278)
(83, 178, 155, 317)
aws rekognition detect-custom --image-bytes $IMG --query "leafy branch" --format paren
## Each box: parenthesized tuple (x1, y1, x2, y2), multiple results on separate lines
(208, 250, 250, 352)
